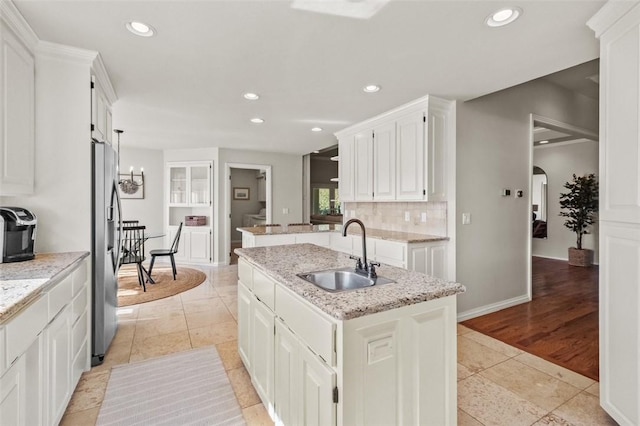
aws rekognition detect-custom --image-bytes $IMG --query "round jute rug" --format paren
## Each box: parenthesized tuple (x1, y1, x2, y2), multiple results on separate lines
(117, 265, 206, 307)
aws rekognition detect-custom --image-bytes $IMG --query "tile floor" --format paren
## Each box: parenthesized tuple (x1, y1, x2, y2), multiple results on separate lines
(61, 264, 617, 426)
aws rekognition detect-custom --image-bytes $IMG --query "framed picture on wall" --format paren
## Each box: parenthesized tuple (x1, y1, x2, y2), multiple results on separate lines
(233, 187, 250, 200)
(119, 173, 145, 199)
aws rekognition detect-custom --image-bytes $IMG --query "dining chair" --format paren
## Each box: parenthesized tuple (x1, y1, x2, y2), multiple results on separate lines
(120, 224, 147, 291)
(147, 222, 182, 281)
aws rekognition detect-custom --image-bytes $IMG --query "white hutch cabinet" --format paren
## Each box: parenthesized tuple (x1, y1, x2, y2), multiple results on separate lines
(166, 161, 213, 264)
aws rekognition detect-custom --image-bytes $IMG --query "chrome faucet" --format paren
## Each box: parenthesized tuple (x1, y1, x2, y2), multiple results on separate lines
(342, 219, 380, 278)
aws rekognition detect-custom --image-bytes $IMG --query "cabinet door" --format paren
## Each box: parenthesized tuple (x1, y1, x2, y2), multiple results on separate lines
(373, 122, 396, 201)
(189, 164, 211, 206)
(275, 320, 300, 426)
(258, 174, 266, 202)
(338, 136, 355, 202)
(92, 78, 107, 142)
(425, 108, 448, 201)
(396, 112, 425, 200)
(0, 355, 26, 426)
(250, 298, 275, 408)
(354, 131, 374, 201)
(188, 229, 211, 263)
(409, 243, 448, 280)
(300, 347, 337, 426)
(169, 166, 188, 205)
(47, 306, 72, 426)
(0, 25, 34, 196)
(238, 282, 252, 370)
(329, 233, 352, 254)
(105, 108, 113, 144)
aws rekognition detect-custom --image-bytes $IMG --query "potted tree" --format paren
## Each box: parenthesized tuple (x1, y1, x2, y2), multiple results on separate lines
(559, 173, 599, 266)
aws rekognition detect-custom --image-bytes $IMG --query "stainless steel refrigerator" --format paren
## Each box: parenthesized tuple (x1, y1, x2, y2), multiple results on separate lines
(91, 139, 122, 366)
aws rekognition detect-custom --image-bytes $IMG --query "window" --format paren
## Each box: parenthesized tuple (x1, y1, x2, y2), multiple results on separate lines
(312, 187, 340, 215)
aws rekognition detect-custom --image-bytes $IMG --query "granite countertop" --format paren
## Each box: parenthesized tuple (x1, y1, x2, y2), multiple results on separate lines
(236, 244, 465, 320)
(0, 252, 90, 323)
(237, 224, 448, 244)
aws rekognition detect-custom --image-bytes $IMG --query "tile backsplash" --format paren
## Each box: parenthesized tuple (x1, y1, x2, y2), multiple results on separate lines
(342, 202, 447, 236)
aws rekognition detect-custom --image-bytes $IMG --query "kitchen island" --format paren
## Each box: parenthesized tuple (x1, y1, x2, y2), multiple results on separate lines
(236, 243, 464, 426)
(237, 224, 451, 279)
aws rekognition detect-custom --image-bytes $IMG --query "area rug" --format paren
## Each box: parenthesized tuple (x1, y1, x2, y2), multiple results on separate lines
(118, 265, 206, 307)
(97, 347, 246, 426)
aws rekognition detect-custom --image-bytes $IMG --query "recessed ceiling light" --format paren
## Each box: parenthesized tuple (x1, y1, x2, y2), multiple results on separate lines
(125, 21, 156, 37)
(244, 92, 260, 100)
(311, 127, 323, 132)
(539, 140, 549, 144)
(486, 7, 522, 27)
(312, 150, 320, 154)
(250, 118, 264, 124)
(363, 85, 381, 93)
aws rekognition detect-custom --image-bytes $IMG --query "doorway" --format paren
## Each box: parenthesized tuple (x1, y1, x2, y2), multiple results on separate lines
(224, 163, 272, 265)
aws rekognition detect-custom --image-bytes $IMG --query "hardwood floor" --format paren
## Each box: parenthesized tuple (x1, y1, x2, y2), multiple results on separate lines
(462, 256, 599, 381)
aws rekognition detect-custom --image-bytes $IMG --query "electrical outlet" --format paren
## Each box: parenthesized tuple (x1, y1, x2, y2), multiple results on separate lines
(282, 207, 289, 214)
(421, 212, 427, 222)
(462, 213, 471, 225)
(515, 190, 524, 198)
(404, 211, 410, 222)
(502, 189, 511, 197)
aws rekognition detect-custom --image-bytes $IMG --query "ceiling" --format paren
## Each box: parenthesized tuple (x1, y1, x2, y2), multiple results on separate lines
(14, 1, 605, 154)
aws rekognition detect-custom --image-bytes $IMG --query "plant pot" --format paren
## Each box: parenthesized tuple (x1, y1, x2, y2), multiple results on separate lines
(568, 247, 594, 267)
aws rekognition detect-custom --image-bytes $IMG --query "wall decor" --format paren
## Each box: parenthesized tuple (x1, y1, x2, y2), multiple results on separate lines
(119, 169, 145, 199)
(233, 187, 250, 200)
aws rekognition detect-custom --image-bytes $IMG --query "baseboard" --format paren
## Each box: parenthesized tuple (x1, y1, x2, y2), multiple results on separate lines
(532, 254, 599, 266)
(457, 294, 531, 322)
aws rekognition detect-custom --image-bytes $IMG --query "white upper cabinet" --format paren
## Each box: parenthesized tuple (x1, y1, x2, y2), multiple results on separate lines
(354, 131, 374, 201)
(91, 75, 113, 144)
(396, 112, 425, 200)
(338, 135, 355, 202)
(373, 122, 396, 201)
(0, 14, 35, 196)
(335, 95, 454, 202)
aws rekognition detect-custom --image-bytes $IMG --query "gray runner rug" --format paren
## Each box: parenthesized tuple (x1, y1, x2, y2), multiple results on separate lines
(97, 347, 246, 426)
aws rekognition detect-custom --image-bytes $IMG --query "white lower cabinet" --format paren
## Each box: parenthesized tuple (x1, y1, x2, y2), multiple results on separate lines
(46, 305, 72, 425)
(0, 257, 91, 425)
(238, 258, 456, 425)
(171, 226, 211, 264)
(408, 241, 448, 280)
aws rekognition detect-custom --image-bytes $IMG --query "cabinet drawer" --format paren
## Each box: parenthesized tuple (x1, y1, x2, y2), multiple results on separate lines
(275, 286, 335, 366)
(48, 274, 73, 321)
(5, 294, 48, 366)
(71, 285, 88, 325)
(72, 310, 88, 357)
(72, 259, 88, 296)
(330, 233, 352, 254)
(374, 240, 405, 262)
(238, 259, 253, 289)
(253, 269, 275, 311)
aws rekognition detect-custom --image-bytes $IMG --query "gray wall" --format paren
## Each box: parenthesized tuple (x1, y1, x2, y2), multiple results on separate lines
(230, 168, 262, 242)
(456, 78, 598, 318)
(532, 140, 599, 262)
(119, 146, 165, 253)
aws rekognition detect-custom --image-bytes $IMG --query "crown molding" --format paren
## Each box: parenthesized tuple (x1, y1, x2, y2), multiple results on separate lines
(92, 53, 117, 105)
(587, 0, 640, 38)
(36, 40, 97, 64)
(0, 0, 38, 50)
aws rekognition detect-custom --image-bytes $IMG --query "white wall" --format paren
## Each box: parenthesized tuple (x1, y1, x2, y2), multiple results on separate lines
(456, 78, 598, 318)
(532, 140, 599, 262)
(219, 148, 302, 263)
(230, 168, 262, 242)
(2, 53, 92, 253)
(118, 146, 164, 253)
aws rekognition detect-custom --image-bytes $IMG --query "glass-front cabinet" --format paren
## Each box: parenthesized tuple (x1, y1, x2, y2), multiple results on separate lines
(166, 161, 213, 264)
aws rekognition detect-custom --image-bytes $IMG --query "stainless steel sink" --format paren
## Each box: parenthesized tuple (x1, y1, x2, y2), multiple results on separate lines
(297, 267, 394, 292)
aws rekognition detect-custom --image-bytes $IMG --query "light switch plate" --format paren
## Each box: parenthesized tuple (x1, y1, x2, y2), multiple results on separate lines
(404, 211, 410, 222)
(462, 213, 471, 225)
(282, 207, 289, 214)
(421, 212, 427, 222)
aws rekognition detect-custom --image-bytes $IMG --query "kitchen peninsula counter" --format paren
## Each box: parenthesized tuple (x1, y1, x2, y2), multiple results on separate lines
(237, 223, 448, 244)
(235, 243, 464, 320)
(0, 251, 89, 323)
